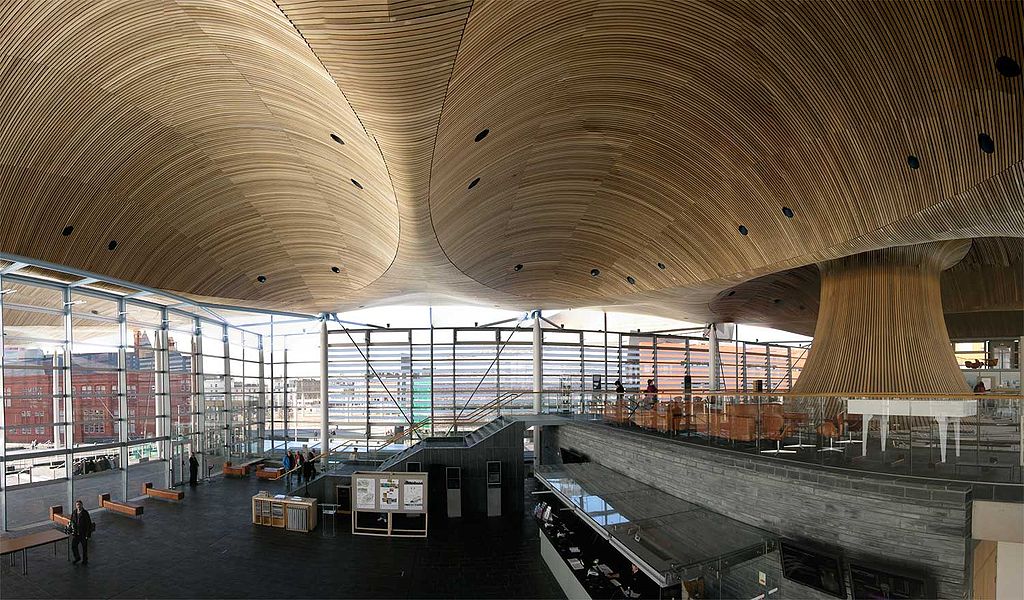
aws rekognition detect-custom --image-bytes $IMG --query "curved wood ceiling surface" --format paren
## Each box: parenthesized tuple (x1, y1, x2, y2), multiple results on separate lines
(1, 0, 1021, 326)
(0, 0, 399, 307)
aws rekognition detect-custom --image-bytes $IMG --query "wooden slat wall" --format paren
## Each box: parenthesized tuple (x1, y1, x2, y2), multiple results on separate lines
(792, 241, 973, 394)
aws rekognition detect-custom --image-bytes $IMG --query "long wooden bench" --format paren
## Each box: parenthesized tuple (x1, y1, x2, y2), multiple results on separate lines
(255, 466, 284, 480)
(98, 493, 144, 517)
(142, 482, 184, 501)
(48, 505, 71, 528)
(223, 458, 266, 478)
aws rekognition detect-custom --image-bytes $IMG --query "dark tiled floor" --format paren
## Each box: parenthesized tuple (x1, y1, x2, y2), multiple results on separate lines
(1, 476, 564, 599)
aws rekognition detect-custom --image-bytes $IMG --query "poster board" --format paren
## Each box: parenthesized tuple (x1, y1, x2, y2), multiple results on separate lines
(351, 471, 429, 538)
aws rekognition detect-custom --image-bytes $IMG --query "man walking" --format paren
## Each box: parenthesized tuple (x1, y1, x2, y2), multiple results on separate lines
(70, 499, 93, 565)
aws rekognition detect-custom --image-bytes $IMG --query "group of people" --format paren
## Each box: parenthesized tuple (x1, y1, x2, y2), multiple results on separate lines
(613, 378, 660, 408)
(282, 448, 319, 484)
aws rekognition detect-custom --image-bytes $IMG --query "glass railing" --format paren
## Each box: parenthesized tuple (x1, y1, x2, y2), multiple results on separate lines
(530, 389, 1023, 492)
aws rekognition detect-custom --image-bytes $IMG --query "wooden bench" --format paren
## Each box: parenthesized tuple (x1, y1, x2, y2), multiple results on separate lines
(142, 482, 184, 501)
(49, 505, 71, 528)
(255, 466, 284, 480)
(98, 493, 144, 517)
(223, 458, 266, 478)
(1, 529, 70, 574)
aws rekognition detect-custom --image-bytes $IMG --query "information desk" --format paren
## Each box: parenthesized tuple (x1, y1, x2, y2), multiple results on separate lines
(252, 493, 318, 533)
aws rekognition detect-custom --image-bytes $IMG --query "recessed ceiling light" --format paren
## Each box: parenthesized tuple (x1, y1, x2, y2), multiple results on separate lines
(330, 133, 345, 145)
(773, 298, 782, 304)
(256, 275, 267, 283)
(107, 240, 118, 251)
(738, 225, 749, 236)
(351, 179, 363, 189)
(977, 133, 995, 154)
(513, 264, 523, 272)
(61, 225, 74, 236)
(468, 177, 480, 189)
(727, 290, 736, 297)
(657, 262, 666, 270)
(626, 276, 636, 285)
(995, 56, 1021, 78)
(475, 129, 490, 142)
(782, 207, 794, 218)
(331, 266, 341, 274)
(799, 305, 806, 311)
(590, 269, 600, 277)
(907, 155, 920, 170)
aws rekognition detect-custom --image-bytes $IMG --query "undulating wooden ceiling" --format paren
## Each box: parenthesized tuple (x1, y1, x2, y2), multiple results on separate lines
(0, 0, 1021, 331)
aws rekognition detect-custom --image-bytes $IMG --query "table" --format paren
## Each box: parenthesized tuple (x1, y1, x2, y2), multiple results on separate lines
(847, 398, 977, 463)
(0, 528, 70, 575)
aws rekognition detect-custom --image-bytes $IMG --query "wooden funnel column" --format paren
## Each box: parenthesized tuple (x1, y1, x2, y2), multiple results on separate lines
(793, 240, 972, 394)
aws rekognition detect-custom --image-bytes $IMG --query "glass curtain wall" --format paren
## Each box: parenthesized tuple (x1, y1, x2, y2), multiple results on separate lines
(0, 269, 265, 530)
(262, 322, 808, 454)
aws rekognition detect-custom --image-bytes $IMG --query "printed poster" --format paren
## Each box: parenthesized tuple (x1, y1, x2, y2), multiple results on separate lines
(403, 479, 424, 511)
(379, 478, 400, 510)
(355, 476, 376, 510)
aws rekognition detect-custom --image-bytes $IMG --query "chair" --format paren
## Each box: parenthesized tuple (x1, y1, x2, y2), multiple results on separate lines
(816, 416, 844, 453)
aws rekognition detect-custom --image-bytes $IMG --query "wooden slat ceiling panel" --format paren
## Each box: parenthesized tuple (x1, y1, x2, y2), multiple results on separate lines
(430, 0, 1022, 310)
(0, 0, 399, 307)
(0, 0, 1020, 325)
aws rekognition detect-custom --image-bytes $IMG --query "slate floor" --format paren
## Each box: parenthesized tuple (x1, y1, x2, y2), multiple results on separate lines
(1, 475, 564, 599)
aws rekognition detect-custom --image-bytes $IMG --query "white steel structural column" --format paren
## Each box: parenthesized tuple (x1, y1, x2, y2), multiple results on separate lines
(532, 310, 542, 465)
(319, 316, 329, 466)
(708, 323, 720, 391)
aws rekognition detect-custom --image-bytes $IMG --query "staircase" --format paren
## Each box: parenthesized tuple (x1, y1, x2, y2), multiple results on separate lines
(377, 416, 516, 472)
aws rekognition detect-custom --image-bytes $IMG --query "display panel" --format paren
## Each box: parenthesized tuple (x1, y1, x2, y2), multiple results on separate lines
(779, 540, 846, 599)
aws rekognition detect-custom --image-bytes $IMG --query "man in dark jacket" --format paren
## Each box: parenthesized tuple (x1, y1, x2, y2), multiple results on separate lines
(70, 500, 93, 565)
(188, 451, 200, 486)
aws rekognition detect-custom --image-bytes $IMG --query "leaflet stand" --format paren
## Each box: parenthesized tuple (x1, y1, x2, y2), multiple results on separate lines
(351, 471, 429, 538)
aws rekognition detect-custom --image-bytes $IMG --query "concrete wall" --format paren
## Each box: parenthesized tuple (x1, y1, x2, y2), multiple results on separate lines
(555, 424, 972, 599)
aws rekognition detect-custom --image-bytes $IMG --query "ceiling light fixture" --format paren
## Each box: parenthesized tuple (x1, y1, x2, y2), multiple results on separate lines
(738, 225, 749, 236)
(475, 129, 490, 142)
(107, 240, 118, 250)
(590, 269, 600, 277)
(978, 133, 995, 154)
(62, 225, 74, 236)
(331, 133, 345, 145)
(907, 155, 920, 170)
(331, 266, 341, 273)
(256, 275, 267, 283)
(657, 262, 666, 270)
(995, 55, 1021, 78)
(782, 207, 795, 218)
(468, 177, 480, 189)
(626, 276, 636, 285)
(513, 264, 523, 272)
(351, 179, 363, 189)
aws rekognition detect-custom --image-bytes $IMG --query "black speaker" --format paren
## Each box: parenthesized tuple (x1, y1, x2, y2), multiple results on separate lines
(755, 380, 764, 393)
(684, 375, 692, 392)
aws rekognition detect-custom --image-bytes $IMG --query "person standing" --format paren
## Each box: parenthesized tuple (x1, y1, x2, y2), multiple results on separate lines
(70, 500, 93, 565)
(644, 378, 658, 407)
(188, 451, 200, 487)
(295, 450, 306, 485)
(282, 450, 292, 484)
